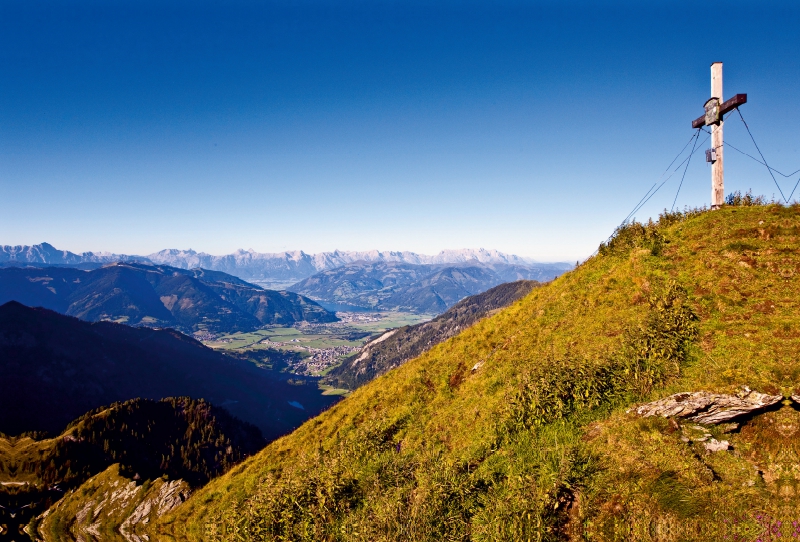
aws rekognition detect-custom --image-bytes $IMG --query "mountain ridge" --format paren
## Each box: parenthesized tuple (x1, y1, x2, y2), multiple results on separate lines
(0, 242, 146, 266)
(324, 280, 540, 389)
(1, 243, 572, 285)
(287, 260, 553, 313)
(3, 397, 265, 537)
(0, 300, 339, 438)
(0, 262, 336, 333)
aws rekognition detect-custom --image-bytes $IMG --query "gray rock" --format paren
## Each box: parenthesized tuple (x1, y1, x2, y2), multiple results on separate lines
(704, 439, 730, 452)
(631, 386, 782, 424)
(120, 479, 191, 540)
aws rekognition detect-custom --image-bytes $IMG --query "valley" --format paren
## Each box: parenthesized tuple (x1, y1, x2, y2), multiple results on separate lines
(326, 280, 540, 389)
(204, 311, 433, 383)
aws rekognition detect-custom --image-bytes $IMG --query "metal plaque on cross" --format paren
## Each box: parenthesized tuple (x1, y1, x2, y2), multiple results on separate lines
(704, 97, 721, 126)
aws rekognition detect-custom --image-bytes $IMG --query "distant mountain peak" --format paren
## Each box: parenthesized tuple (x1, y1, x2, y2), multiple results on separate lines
(1, 242, 571, 286)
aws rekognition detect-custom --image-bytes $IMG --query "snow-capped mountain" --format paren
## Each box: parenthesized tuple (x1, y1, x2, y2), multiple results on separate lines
(144, 248, 564, 283)
(0, 242, 145, 266)
(1, 243, 572, 285)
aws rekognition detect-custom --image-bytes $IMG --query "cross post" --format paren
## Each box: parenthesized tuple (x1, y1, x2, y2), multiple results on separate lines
(691, 63, 747, 209)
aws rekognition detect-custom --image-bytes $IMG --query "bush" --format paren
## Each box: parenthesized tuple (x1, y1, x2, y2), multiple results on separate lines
(503, 281, 697, 434)
(598, 208, 705, 258)
(725, 190, 766, 206)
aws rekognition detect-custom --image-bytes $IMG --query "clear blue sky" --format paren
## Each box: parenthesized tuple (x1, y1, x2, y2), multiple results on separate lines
(2, 0, 798, 261)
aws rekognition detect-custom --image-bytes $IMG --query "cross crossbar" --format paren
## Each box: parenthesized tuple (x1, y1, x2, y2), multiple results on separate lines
(692, 93, 748, 128)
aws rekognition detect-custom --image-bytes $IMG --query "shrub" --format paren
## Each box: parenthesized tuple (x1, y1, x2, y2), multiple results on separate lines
(725, 190, 766, 206)
(503, 281, 697, 435)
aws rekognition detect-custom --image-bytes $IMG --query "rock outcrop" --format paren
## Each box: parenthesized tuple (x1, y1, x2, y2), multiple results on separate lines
(120, 480, 191, 541)
(35, 465, 191, 542)
(631, 386, 783, 424)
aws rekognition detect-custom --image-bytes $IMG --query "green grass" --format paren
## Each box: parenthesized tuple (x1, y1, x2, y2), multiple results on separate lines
(318, 384, 352, 396)
(158, 203, 800, 541)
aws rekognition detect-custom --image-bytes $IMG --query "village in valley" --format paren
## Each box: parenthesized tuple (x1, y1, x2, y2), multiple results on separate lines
(201, 311, 432, 379)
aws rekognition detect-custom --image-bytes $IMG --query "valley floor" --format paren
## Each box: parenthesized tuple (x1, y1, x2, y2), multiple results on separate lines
(202, 311, 432, 379)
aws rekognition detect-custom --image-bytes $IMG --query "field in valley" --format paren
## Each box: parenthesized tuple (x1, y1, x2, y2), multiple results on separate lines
(202, 311, 433, 390)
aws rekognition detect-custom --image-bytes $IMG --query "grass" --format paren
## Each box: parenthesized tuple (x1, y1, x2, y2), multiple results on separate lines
(318, 384, 351, 397)
(0, 436, 53, 484)
(149, 203, 800, 539)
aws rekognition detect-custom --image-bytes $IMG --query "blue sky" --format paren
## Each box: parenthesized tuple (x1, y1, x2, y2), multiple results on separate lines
(2, 0, 799, 261)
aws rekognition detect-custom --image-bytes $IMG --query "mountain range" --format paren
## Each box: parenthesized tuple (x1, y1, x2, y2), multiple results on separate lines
(1, 243, 572, 286)
(0, 301, 339, 438)
(0, 262, 336, 334)
(288, 260, 551, 313)
(13, 203, 797, 541)
(0, 242, 146, 268)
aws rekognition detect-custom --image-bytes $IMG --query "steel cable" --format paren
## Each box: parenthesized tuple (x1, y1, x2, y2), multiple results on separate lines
(672, 129, 702, 211)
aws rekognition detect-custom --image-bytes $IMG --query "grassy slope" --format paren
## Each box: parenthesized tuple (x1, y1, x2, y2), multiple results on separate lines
(163, 204, 799, 540)
(581, 203, 800, 538)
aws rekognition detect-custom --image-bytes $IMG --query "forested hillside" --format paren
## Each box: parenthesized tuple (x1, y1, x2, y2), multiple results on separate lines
(0, 262, 336, 334)
(33, 397, 265, 488)
(3, 398, 264, 540)
(0, 302, 339, 437)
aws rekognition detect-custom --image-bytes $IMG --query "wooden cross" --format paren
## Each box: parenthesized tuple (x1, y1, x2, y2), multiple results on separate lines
(690, 62, 747, 209)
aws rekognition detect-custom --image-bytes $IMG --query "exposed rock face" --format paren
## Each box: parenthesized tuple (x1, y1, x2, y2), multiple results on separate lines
(36, 466, 191, 542)
(120, 480, 191, 540)
(631, 386, 783, 424)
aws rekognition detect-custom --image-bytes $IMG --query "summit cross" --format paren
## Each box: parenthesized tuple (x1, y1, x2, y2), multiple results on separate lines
(691, 62, 747, 209)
